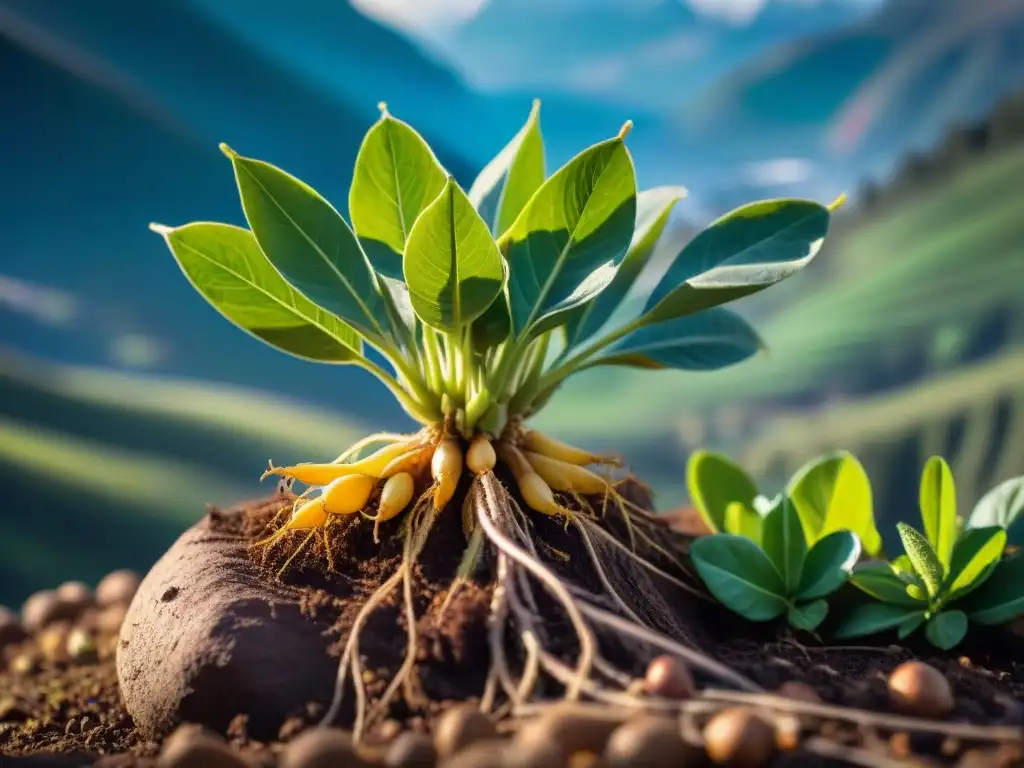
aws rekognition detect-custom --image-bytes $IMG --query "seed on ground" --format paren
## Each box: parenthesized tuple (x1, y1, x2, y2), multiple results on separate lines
(643, 655, 695, 700)
(280, 727, 370, 768)
(0, 605, 27, 647)
(513, 704, 626, 758)
(438, 739, 507, 768)
(703, 707, 775, 767)
(66, 627, 98, 663)
(433, 705, 496, 759)
(21, 590, 62, 633)
(38, 623, 71, 662)
(384, 732, 437, 768)
(96, 569, 141, 607)
(604, 715, 697, 768)
(887, 661, 954, 719)
(56, 581, 94, 616)
(158, 724, 249, 768)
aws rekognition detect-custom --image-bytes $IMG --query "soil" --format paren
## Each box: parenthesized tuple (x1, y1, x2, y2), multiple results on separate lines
(3, 475, 1024, 767)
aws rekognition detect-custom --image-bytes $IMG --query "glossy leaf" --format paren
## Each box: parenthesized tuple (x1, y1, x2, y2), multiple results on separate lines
(835, 603, 920, 639)
(154, 222, 362, 363)
(471, 293, 512, 352)
(925, 610, 968, 650)
(562, 187, 685, 352)
(349, 108, 447, 279)
(920, 456, 958, 569)
(964, 552, 1024, 626)
(897, 612, 927, 640)
(222, 146, 391, 347)
(898, 522, 944, 598)
(787, 450, 881, 556)
(788, 600, 828, 632)
(849, 563, 927, 607)
(686, 450, 760, 533)
(724, 501, 764, 544)
(641, 199, 830, 324)
(691, 535, 788, 621)
(967, 475, 1024, 532)
(403, 177, 505, 333)
(468, 100, 545, 238)
(504, 136, 637, 337)
(761, 496, 807, 594)
(945, 526, 1006, 600)
(797, 530, 861, 600)
(591, 308, 762, 371)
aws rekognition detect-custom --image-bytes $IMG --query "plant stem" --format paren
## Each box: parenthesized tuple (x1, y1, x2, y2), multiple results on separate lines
(357, 358, 439, 425)
(532, 318, 641, 398)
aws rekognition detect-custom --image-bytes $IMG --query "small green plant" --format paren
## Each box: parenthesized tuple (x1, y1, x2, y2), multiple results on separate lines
(965, 474, 1024, 532)
(687, 449, 882, 556)
(836, 456, 1014, 649)
(691, 495, 860, 631)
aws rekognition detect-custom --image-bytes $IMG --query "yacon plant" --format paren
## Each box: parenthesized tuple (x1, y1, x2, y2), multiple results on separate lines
(691, 495, 861, 631)
(837, 457, 1020, 649)
(151, 100, 838, 736)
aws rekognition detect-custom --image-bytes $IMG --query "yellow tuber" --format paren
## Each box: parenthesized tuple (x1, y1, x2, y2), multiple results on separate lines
(432, 438, 463, 511)
(466, 435, 496, 475)
(520, 428, 620, 467)
(321, 474, 376, 516)
(497, 442, 573, 518)
(285, 497, 328, 530)
(523, 450, 608, 495)
(375, 472, 415, 523)
(380, 444, 434, 479)
(264, 439, 420, 485)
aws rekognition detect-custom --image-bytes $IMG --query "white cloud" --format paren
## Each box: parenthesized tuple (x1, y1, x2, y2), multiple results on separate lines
(740, 157, 816, 186)
(349, 0, 489, 33)
(685, 0, 770, 25)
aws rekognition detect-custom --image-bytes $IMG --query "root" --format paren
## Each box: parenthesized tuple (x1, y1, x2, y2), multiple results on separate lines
(331, 431, 420, 464)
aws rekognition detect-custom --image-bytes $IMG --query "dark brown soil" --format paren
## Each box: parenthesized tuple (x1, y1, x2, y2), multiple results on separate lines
(3, 476, 1024, 767)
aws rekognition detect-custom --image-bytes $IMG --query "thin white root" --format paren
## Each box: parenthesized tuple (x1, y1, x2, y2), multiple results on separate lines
(332, 432, 419, 464)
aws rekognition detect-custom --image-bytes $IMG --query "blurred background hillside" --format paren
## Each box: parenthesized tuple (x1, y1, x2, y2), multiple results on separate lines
(2, 0, 1023, 604)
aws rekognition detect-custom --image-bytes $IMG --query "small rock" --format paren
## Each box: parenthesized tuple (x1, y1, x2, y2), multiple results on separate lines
(38, 623, 71, 662)
(10, 652, 38, 675)
(703, 707, 775, 767)
(21, 590, 62, 632)
(384, 732, 437, 768)
(67, 628, 98, 663)
(438, 740, 507, 768)
(0, 606, 27, 647)
(642, 656, 695, 700)
(887, 661, 954, 719)
(158, 724, 248, 768)
(776, 681, 821, 704)
(604, 715, 695, 768)
(503, 735, 564, 768)
(433, 705, 496, 760)
(97, 604, 129, 636)
(56, 581, 94, 617)
(97, 569, 142, 608)
(279, 727, 370, 768)
(513, 704, 625, 759)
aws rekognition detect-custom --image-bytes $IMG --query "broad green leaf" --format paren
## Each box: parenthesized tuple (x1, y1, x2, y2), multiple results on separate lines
(504, 136, 637, 337)
(849, 563, 927, 607)
(562, 187, 685, 353)
(787, 450, 881, 556)
(641, 199, 830, 324)
(891, 554, 916, 577)
(920, 456, 958, 569)
(835, 603, 920, 639)
(471, 293, 512, 353)
(966, 475, 1024, 532)
(468, 99, 545, 238)
(349, 108, 447, 279)
(964, 552, 1024, 626)
(797, 530, 861, 600)
(686, 450, 759, 533)
(221, 145, 391, 348)
(788, 600, 828, 631)
(691, 535, 789, 621)
(153, 222, 362, 363)
(897, 612, 927, 640)
(403, 177, 505, 333)
(724, 501, 764, 544)
(897, 522, 944, 599)
(591, 308, 762, 371)
(946, 526, 1006, 600)
(925, 610, 968, 650)
(761, 496, 807, 594)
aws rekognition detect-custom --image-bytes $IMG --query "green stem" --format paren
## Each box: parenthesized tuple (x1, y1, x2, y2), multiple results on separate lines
(423, 328, 446, 396)
(507, 333, 551, 415)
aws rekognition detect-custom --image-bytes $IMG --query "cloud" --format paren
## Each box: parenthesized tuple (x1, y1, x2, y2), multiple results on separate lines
(685, 0, 771, 25)
(740, 157, 816, 186)
(349, 0, 489, 33)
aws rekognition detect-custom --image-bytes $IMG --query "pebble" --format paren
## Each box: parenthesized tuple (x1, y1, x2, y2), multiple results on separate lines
(438, 740, 507, 768)
(279, 727, 371, 768)
(66, 627, 98, 663)
(96, 569, 142, 607)
(433, 705, 497, 760)
(642, 656, 695, 700)
(513, 704, 626, 758)
(776, 681, 821, 704)
(503, 735, 564, 768)
(21, 590, 62, 632)
(56, 580, 94, 616)
(10, 652, 38, 675)
(0, 605, 27, 647)
(703, 707, 775, 767)
(604, 715, 696, 768)
(158, 724, 249, 768)
(38, 623, 71, 662)
(887, 661, 954, 719)
(384, 732, 437, 768)
(97, 604, 129, 635)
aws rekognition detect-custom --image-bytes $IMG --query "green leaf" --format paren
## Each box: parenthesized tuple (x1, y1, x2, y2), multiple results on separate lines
(724, 501, 764, 544)
(402, 177, 505, 333)
(468, 99, 545, 238)
(925, 610, 968, 650)
(849, 563, 928, 607)
(945, 526, 1007, 600)
(788, 600, 828, 632)
(348, 108, 448, 280)
(685, 450, 759, 533)
(897, 612, 927, 640)
(504, 135, 637, 337)
(835, 603, 920, 639)
(761, 496, 807, 594)
(891, 554, 916, 577)
(964, 552, 1024, 626)
(152, 222, 363, 363)
(797, 530, 861, 600)
(920, 456, 958, 569)
(221, 145, 392, 348)
(966, 475, 1024, 532)
(641, 199, 830, 324)
(562, 187, 685, 353)
(691, 535, 789, 621)
(471, 293, 512, 353)
(787, 450, 881, 556)
(591, 308, 762, 371)
(897, 522, 944, 599)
